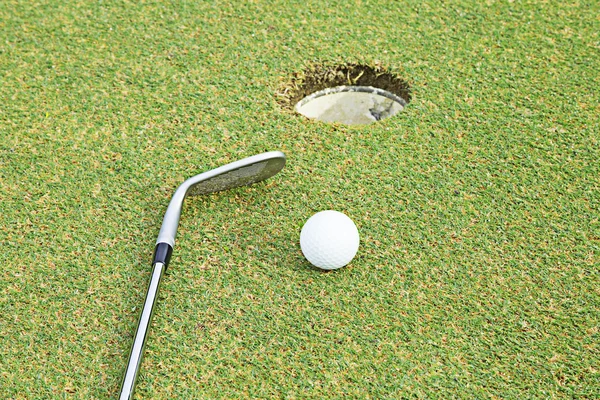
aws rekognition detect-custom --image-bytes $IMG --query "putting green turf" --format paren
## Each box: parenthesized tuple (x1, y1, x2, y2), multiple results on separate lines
(1, 0, 598, 398)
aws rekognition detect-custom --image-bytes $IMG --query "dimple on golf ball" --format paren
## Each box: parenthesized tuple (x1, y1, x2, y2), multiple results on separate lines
(300, 210, 360, 270)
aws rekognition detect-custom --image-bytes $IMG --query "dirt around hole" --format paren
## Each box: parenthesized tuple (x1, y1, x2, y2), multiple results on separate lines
(277, 63, 411, 110)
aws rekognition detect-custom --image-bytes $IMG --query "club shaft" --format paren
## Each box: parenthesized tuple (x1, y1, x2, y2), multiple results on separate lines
(119, 262, 166, 400)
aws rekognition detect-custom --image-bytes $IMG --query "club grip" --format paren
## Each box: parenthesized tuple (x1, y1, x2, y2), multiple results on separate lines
(152, 242, 173, 269)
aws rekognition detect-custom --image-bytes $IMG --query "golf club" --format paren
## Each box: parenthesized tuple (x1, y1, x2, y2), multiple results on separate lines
(119, 151, 286, 400)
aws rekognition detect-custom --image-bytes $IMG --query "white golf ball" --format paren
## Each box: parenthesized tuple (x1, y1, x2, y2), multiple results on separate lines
(300, 210, 360, 270)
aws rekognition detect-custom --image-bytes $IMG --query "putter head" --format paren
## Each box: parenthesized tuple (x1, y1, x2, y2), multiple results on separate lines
(155, 151, 286, 250)
(186, 151, 286, 196)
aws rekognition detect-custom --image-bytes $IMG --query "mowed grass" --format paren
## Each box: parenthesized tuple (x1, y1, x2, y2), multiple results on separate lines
(1, 0, 598, 398)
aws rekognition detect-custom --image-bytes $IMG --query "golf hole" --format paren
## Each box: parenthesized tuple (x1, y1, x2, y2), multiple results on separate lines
(278, 63, 411, 125)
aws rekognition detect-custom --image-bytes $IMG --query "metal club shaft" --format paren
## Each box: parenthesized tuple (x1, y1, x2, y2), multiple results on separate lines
(119, 262, 166, 400)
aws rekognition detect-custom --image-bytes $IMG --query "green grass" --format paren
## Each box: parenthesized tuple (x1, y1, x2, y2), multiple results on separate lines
(1, 0, 598, 398)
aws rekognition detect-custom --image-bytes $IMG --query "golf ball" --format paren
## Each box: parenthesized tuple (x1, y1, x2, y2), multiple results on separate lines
(300, 210, 360, 270)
